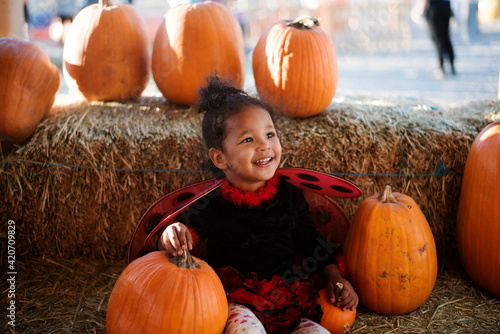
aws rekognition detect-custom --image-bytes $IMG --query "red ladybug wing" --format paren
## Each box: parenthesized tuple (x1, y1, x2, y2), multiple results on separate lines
(129, 168, 362, 263)
(128, 179, 222, 263)
(275, 167, 362, 198)
(304, 191, 350, 247)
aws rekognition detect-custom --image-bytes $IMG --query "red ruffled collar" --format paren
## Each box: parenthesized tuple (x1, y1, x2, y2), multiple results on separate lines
(220, 175, 280, 208)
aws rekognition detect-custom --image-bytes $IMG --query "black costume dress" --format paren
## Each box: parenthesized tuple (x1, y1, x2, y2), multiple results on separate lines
(178, 175, 339, 333)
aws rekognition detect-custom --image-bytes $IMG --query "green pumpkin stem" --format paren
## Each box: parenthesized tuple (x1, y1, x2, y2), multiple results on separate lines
(286, 15, 320, 29)
(169, 249, 201, 269)
(379, 185, 397, 203)
(334, 282, 344, 303)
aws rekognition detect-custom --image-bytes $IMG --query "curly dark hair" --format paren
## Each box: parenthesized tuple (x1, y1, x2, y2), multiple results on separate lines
(196, 74, 278, 178)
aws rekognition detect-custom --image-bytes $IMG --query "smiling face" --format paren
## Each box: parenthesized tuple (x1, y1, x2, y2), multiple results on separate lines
(209, 106, 282, 192)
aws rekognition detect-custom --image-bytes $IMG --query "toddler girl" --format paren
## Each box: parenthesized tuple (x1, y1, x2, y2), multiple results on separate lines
(158, 75, 358, 333)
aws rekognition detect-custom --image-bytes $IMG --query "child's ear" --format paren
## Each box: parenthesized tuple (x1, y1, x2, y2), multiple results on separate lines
(209, 148, 227, 170)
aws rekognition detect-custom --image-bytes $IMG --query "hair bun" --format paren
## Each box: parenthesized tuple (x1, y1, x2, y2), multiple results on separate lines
(197, 74, 246, 114)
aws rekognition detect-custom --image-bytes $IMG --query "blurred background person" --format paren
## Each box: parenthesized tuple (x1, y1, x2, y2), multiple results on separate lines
(49, 0, 79, 44)
(422, 0, 457, 77)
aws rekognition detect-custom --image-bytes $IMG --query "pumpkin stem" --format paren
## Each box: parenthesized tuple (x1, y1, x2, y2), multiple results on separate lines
(379, 185, 397, 203)
(334, 282, 344, 303)
(100, 0, 110, 8)
(286, 15, 320, 29)
(169, 249, 201, 269)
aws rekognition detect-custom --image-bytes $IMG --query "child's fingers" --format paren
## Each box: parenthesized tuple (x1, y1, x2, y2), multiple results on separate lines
(337, 290, 358, 311)
(167, 227, 184, 256)
(174, 225, 191, 250)
(185, 229, 193, 250)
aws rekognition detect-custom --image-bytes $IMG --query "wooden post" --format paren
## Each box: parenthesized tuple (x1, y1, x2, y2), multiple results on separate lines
(0, 0, 29, 40)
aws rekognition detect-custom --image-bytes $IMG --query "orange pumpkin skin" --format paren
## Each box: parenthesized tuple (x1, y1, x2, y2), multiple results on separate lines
(457, 121, 500, 297)
(316, 289, 356, 334)
(63, 0, 150, 101)
(343, 186, 437, 315)
(152, 1, 245, 106)
(252, 17, 338, 118)
(106, 251, 228, 334)
(0, 37, 60, 144)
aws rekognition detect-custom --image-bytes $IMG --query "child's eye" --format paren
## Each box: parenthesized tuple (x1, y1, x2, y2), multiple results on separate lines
(266, 132, 276, 138)
(241, 137, 253, 143)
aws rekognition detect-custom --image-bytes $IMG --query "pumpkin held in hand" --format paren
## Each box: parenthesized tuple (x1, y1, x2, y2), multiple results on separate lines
(316, 283, 356, 334)
(106, 250, 228, 334)
(252, 16, 338, 118)
(63, 0, 150, 101)
(152, 1, 245, 106)
(0, 37, 60, 145)
(457, 121, 500, 297)
(343, 185, 437, 315)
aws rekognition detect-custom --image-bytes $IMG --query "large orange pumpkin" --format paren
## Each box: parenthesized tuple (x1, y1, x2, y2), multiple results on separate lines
(252, 16, 338, 118)
(63, 0, 150, 101)
(0, 37, 60, 145)
(107, 250, 228, 333)
(343, 186, 437, 315)
(151, 1, 245, 106)
(457, 121, 500, 297)
(316, 285, 356, 334)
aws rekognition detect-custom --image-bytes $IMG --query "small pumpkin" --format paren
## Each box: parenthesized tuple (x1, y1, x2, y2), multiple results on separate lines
(316, 283, 356, 334)
(0, 37, 60, 145)
(343, 185, 437, 315)
(151, 1, 245, 106)
(106, 250, 228, 334)
(252, 16, 338, 118)
(457, 121, 500, 297)
(63, 0, 150, 101)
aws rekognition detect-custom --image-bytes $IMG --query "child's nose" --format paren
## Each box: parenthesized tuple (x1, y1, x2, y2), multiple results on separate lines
(257, 139, 271, 151)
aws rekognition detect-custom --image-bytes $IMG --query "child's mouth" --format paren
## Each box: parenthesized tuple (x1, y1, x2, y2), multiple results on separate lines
(254, 157, 273, 166)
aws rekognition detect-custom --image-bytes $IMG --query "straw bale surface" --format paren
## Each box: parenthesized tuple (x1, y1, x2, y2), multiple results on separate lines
(1, 256, 498, 333)
(1, 96, 499, 265)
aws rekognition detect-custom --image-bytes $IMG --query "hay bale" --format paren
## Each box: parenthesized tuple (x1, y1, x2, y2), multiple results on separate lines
(1, 96, 499, 264)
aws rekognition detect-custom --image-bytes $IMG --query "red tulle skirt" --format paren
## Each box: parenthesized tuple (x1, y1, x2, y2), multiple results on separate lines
(216, 266, 322, 333)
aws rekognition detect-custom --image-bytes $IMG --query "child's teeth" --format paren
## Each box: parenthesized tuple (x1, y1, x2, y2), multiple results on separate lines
(256, 158, 271, 164)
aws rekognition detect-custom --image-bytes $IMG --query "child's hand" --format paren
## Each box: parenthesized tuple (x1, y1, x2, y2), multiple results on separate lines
(322, 264, 358, 311)
(326, 278, 358, 311)
(157, 222, 193, 256)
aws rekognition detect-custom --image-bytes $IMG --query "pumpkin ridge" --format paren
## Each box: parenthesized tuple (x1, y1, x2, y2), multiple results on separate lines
(127, 260, 162, 332)
(275, 26, 288, 93)
(301, 28, 313, 115)
(154, 260, 188, 333)
(409, 195, 435, 309)
(169, 264, 191, 333)
(108, 257, 154, 332)
(311, 29, 328, 112)
(318, 32, 337, 110)
(128, 256, 175, 332)
(309, 31, 322, 112)
(359, 200, 379, 304)
(193, 269, 207, 334)
(400, 205, 413, 313)
(206, 5, 224, 79)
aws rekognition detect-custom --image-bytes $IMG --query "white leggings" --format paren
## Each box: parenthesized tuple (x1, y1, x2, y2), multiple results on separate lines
(224, 302, 329, 334)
